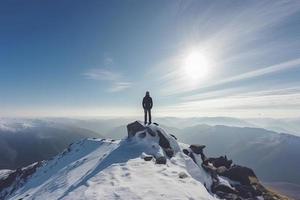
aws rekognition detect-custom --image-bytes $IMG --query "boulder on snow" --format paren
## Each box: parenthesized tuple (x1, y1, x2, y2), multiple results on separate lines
(182, 149, 189, 155)
(219, 165, 257, 186)
(205, 156, 232, 169)
(170, 134, 177, 140)
(143, 156, 153, 161)
(127, 121, 145, 138)
(157, 130, 171, 149)
(164, 148, 174, 158)
(189, 144, 207, 162)
(178, 172, 188, 179)
(214, 192, 240, 200)
(235, 184, 261, 198)
(155, 156, 167, 164)
(189, 144, 206, 154)
(212, 183, 238, 195)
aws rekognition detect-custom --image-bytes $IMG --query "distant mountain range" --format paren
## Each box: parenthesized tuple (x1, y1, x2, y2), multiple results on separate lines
(173, 125, 300, 185)
(0, 121, 286, 200)
(156, 117, 300, 137)
(0, 117, 299, 198)
(0, 119, 101, 169)
(101, 122, 300, 184)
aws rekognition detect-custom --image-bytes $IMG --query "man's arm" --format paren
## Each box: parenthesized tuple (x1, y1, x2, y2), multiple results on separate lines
(142, 98, 146, 109)
(150, 98, 153, 109)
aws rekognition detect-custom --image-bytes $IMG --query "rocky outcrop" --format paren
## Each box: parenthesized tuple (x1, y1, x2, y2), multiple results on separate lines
(190, 144, 207, 161)
(185, 143, 288, 200)
(155, 156, 167, 164)
(127, 121, 175, 164)
(127, 121, 288, 200)
(190, 144, 206, 154)
(204, 156, 232, 169)
(219, 165, 256, 186)
(127, 121, 146, 138)
(0, 162, 42, 199)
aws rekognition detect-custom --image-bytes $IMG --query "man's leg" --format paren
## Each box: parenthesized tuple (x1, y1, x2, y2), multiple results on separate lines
(144, 109, 147, 124)
(148, 109, 151, 124)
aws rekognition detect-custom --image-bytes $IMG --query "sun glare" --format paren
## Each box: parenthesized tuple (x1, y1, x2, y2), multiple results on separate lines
(183, 50, 210, 83)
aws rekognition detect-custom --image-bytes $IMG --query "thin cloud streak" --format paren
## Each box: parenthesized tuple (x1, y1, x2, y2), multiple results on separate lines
(108, 82, 132, 92)
(158, 91, 300, 118)
(83, 69, 121, 81)
(159, 57, 300, 96)
(183, 85, 300, 102)
(83, 68, 132, 92)
(213, 58, 300, 87)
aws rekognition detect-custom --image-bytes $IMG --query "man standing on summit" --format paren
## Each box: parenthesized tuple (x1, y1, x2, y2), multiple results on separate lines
(142, 91, 153, 125)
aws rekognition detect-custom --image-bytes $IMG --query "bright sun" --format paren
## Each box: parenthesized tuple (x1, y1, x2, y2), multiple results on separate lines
(183, 50, 210, 83)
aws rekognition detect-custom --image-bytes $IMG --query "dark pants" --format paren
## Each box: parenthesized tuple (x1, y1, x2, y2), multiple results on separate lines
(144, 109, 151, 124)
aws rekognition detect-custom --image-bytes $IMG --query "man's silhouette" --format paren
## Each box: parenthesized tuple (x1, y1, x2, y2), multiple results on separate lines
(142, 91, 153, 125)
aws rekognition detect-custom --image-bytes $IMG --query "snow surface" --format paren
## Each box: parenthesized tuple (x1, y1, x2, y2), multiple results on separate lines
(6, 123, 218, 200)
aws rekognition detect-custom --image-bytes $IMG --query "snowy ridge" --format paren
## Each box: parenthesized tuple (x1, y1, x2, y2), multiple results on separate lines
(0, 121, 287, 200)
(3, 122, 217, 200)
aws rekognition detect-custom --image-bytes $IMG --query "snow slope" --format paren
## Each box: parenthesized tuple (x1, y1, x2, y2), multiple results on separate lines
(4, 122, 217, 200)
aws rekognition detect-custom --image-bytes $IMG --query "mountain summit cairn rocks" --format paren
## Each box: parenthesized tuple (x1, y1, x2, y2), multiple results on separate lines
(127, 121, 146, 138)
(126, 121, 176, 164)
(125, 120, 287, 200)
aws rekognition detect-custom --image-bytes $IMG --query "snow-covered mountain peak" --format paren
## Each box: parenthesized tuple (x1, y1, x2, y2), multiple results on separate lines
(0, 121, 287, 200)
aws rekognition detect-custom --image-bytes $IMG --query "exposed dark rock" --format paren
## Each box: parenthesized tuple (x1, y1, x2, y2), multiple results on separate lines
(206, 156, 232, 169)
(138, 131, 146, 138)
(201, 162, 218, 180)
(157, 130, 171, 149)
(213, 183, 238, 195)
(164, 148, 174, 158)
(127, 121, 145, 138)
(189, 152, 197, 164)
(143, 156, 153, 161)
(170, 134, 177, 140)
(182, 149, 189, 155)
(0, 162, 42, 199)
(146, 127, 156, 137)
(189, 144, 207, 162)
(219, 165, 257, 186)
(189, 144, 206, 154)
(215, 192, 241, 200)
(155, 156, 167, 164)
(234, 184, 259, 198)
(178, 172, 188, 179)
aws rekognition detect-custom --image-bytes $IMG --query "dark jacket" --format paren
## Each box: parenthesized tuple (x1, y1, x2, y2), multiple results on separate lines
(143, 95, 153, 110)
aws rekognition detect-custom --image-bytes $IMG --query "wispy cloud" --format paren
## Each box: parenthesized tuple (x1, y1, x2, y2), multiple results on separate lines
(158, 89, 300, 118)
(212, 58, 300, 87)
(83, 57, 132, 92)
(83, 69, 120, 81)
(108, 82, 132, 92)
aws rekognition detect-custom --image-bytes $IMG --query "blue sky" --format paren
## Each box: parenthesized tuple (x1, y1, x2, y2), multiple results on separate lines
(0, 0, 299, 118)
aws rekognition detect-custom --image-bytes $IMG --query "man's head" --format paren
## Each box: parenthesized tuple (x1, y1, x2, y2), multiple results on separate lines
(146, 91, 150, 96)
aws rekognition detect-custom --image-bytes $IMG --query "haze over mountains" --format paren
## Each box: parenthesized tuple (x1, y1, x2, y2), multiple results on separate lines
(0, 121, 288, 200)
(0, 119, 101, 169)
(0, 117, 299, 199)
